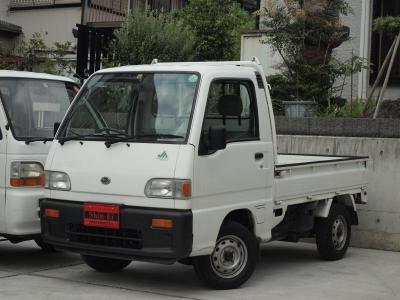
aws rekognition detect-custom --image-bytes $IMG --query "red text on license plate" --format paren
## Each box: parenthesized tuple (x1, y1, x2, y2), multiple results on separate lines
(83, 203, 120, 229)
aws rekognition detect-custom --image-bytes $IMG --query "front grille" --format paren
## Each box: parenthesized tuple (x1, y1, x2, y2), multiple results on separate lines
(66, 224, 143, 249)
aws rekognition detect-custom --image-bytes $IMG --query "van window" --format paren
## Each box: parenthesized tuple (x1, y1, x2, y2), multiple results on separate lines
(0, 79, 76, 140)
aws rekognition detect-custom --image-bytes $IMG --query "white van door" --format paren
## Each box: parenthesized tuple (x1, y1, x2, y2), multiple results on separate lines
(191, 77, 274, 254)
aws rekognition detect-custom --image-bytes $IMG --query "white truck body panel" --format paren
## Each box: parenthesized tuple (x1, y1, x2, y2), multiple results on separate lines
(275, 154, 368, 204)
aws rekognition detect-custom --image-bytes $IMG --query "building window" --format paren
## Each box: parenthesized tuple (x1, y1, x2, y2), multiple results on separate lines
(371, 0, 400, 85)
(147, 0, 171, 11)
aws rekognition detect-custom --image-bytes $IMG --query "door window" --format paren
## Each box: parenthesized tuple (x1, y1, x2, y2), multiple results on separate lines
(200, 79, 259, 154)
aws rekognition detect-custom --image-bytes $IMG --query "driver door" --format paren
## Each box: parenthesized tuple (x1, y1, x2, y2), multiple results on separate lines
(192, 76, 274, 252)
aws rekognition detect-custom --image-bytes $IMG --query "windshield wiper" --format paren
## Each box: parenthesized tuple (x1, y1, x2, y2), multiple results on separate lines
(95, 128, 130, 136)
(25, 137, 54, 145)
(58, 132, 129, 145)
(104, 133, 184, 148)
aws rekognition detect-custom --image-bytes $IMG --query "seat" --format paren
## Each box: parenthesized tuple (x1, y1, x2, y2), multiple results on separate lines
(218, 94, 243, 126)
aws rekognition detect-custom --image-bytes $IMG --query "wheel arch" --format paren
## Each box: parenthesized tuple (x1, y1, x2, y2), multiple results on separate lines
(314, 195, 358, 225)
(334, 195, 358, 225)
(221, 209, 256, 235)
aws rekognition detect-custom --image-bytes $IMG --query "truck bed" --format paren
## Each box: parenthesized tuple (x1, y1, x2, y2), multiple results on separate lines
(275, 154, 368, 205)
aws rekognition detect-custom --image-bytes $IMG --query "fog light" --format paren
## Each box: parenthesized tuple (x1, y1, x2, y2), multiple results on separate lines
(151, 218, 173, 229)
(45, 208, 60, 218)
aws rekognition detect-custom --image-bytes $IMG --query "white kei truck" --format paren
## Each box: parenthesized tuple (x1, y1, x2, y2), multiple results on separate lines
(40, 60, 368, 289)
(0, 71, 79, 250)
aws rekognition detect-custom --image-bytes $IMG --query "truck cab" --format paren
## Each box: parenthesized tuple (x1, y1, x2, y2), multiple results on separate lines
(0, 71, 79, 248)
(40, 61, 368, 289)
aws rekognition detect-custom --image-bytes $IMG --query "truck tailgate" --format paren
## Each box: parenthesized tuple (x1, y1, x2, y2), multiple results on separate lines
(275, 154, 368, 205)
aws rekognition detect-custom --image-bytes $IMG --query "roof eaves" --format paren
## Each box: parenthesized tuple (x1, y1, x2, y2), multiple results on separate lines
(0, 20, 22, 34)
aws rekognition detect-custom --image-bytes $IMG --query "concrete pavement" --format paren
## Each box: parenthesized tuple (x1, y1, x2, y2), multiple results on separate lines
(0, 240, 399, 300)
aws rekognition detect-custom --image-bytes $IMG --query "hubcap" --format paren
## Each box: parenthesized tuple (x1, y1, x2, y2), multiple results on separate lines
(332, 215, 348, 251)
(210, 235, 248, 279)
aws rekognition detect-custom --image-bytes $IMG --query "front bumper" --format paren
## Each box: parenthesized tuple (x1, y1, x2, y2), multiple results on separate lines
(40, 199, 193, 264)
(2, 187, 44, 236)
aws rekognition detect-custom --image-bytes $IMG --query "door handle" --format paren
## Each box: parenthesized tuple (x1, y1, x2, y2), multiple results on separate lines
(255, 153, 264, 160)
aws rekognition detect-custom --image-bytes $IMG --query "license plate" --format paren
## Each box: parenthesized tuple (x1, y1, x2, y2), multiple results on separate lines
(83, 203, 120, 229)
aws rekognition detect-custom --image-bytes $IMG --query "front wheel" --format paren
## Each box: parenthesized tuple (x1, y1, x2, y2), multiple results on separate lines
(193, 221, 258, 289)
(81, 255, 131, 272)
(35, 237, 58, 253)
(315, 203, 351, 261)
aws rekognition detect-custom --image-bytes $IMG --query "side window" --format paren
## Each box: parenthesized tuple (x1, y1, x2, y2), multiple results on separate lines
(201, 79, 259, 145)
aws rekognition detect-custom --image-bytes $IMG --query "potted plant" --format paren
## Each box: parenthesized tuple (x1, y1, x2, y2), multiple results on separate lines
(260, 0, 355, 116)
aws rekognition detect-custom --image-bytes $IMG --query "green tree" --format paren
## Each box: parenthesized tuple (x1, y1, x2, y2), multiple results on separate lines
(180, 0, 254, 61)
(50, 41, 74, 75)
(261, 0, 366, 110)
(18, 32, 49, 72)
(0, 32, 76, 75)
(113, 10, 195, 65)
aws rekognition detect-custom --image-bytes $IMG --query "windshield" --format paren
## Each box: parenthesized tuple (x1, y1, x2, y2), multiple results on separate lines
(0, 78, 77, 140)
(59, 72, 199, 143)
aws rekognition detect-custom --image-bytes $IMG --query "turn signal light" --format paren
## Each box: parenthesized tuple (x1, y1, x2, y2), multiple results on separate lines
(151, 218, 173, 229)
(45, 208, 60, 218)
(181, 181, 191, 198)
(10, 177, 45, 187)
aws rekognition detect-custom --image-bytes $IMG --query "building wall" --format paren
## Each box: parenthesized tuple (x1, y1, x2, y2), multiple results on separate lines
(6, 7, 81, 47)
(278, 134, 400, 251)
(333, 0, 363, 100)
(0, 2, 8, 20)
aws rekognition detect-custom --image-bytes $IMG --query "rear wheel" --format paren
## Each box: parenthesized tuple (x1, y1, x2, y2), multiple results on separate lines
(193, 221, 258, 289)
(315, 203, 351, 260)
(81, 254, 131, 272)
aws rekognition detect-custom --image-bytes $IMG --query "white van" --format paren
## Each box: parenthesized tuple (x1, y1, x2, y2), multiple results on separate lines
(0, 71, 79, 249)
(40, 61, 368, 288)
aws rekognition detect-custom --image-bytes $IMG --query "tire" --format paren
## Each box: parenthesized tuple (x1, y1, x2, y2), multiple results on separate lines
(35, 237, 58, 253)
(81, 254, 131, 272)
(315, 203, 351, 261)
(193, 221, 258, 290)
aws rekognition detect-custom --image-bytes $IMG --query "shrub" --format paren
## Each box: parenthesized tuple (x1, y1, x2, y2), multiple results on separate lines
(113, 10, 195, 65)
(180, 0, 254, 61)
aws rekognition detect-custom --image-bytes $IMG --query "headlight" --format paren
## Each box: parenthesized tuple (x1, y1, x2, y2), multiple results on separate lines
(45, 171, 71, 191)
(145, 179, 191, 199)
(10, 162, 44, 187)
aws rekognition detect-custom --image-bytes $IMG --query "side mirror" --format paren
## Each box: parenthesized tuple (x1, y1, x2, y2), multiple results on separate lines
(208, 125, 226, 151)
(53, 122, 61, 137)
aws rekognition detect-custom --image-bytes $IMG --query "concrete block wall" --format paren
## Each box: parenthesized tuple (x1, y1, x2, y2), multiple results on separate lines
(275, 117, 400, 138)
(277, 135, 400, 251)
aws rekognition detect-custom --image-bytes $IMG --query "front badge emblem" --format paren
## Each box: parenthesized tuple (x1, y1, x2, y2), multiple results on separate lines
(101, 177, 111, 185)
(157, 151, 168, 161)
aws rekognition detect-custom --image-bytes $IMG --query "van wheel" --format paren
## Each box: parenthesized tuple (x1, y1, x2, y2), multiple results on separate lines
(35, 237, 58, 253)
(315, 203, 351, 261)
(193, 221, 258, 289)
(81, 255, 131, 272)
